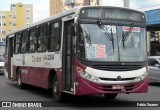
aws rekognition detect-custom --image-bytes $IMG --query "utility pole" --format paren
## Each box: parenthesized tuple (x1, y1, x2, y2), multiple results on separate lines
(124, 0, 129, 8)
(96, 0, 99, 5)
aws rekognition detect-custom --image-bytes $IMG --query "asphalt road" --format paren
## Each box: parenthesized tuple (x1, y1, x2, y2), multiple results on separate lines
(0, 74, 160, 110)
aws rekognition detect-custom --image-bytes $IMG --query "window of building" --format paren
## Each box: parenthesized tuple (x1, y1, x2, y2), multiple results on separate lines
(21, 30, 28, 53)
(26, 8, 30, 13)
(13, 15, 16, 19)
(14, 33, 21, 54)
(13, 23, 16, 26)
(2, 16, 5, 19)
(48, 21, 61, 51)
(29, 27, 37, 52)
(26, 16, 30, 20)
(19, 4, 22, 7)
(37, 24, 48, 52)
(2, 23, 6, 26)
(2, 38, 5, 42)
(2, 30, 5, 34)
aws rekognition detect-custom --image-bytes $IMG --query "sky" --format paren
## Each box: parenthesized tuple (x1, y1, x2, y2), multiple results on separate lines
(103, 0, 160, 11)
(1, 0, 160, 23)
(0, 0, 50, 22)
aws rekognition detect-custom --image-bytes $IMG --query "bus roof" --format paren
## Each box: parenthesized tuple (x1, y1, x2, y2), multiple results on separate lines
(6, 6, 144, 37)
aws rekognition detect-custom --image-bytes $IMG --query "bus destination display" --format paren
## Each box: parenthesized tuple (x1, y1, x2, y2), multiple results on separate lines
(80, 8, 144, 22)
(81, 9, 101, 18)
(105, 9, 143, 21)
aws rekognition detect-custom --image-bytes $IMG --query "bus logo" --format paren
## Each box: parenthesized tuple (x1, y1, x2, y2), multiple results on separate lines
(117, 76, 122, 81)
(2, 102, 11, 107)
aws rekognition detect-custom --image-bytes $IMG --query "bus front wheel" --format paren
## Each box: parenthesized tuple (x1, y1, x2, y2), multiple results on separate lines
(17, 69, 24, 89)
(104, 93, 118, 99)
(52, 75, 63, 102)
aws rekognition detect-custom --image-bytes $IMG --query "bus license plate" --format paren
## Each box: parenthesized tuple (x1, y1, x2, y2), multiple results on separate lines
(112, 85, 124, 90)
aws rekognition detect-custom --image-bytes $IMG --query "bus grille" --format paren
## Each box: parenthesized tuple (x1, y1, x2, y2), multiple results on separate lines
(100, 84, 136, 92)
(99, 77, 136, 81)
(93, 65, 142, 71)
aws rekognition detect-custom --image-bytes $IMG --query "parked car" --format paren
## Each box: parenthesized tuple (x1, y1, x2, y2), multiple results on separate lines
(0, 43, 5, 74)
(0, 56, 4, 74)
(148, 56, 160, 83)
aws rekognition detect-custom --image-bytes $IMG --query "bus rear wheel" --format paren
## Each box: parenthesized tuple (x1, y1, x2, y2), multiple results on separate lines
(104, 93, 118, 99)
(52, 75, 63, 102)
(17, 69, 24, 89)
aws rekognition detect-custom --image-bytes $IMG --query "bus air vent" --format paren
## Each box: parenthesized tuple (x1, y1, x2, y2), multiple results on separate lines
(93, 65, 142, 71)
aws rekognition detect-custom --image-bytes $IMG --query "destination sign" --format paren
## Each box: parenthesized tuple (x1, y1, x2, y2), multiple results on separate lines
(104, 9, 143, 21)
(80, 8, 145, 22)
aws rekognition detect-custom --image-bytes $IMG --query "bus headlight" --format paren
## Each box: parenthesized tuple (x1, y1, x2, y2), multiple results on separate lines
(134, 72, 148, 82)
(76, 67, 99, 83)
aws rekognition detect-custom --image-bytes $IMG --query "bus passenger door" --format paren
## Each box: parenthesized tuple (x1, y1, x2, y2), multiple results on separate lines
(62, 20, 74, 92)
(7, 37, 14, 79)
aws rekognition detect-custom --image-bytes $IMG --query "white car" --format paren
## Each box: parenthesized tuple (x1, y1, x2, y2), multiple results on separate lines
(0, 57, 4, 74)
(148, 56, 160, 83)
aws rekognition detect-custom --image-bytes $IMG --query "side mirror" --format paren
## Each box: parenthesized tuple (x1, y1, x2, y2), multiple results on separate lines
(154, 64, 160, 68)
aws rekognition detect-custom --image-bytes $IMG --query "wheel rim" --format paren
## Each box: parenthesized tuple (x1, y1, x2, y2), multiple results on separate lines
(18, 75, 21, 86)
(54, 81, 59, 96)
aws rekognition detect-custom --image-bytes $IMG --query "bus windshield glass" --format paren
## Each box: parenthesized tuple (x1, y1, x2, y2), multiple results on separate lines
(77, 24, 147, 62)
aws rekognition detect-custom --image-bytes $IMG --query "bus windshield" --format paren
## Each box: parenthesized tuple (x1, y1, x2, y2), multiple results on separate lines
(77, 24, 147, 62)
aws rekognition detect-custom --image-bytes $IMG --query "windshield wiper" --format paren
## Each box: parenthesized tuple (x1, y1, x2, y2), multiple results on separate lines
(97, 21, 114, 52)
(81, 26, 92, 44)
(122, 23, 134, 49)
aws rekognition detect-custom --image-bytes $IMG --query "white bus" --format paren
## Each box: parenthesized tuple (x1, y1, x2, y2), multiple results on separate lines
(5, 6, 148, 101)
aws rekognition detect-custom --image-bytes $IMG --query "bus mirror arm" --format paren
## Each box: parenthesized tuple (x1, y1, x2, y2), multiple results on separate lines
(71, 23, 77, 27)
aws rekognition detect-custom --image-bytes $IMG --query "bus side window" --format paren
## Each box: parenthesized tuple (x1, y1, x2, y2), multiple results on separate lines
(37, 24, 48, 52)
(14, 33, 21, 54)
(29, 27, 37, 52)
(21, 30, 28, 53)
(48, 22, 60, 51)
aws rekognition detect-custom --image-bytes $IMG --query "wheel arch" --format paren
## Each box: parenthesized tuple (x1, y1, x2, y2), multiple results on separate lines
(48, 69, 57, 89)
(15, 66, 20, 80)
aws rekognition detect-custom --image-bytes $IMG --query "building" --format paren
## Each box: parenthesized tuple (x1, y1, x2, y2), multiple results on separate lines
(50, 0, 63, 16)
(0, 3, 33, 41)
(50, 0, 102, 16)
(90, 0, 102, 6)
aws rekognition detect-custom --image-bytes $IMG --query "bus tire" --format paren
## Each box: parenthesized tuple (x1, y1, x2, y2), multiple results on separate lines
(52, 75, 63, 102)
(104, 93, 118, 99)
(17, 69, 24, 89)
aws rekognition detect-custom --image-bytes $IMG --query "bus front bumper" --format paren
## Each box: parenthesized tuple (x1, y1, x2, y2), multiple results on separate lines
(75, 77, 148, 95)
